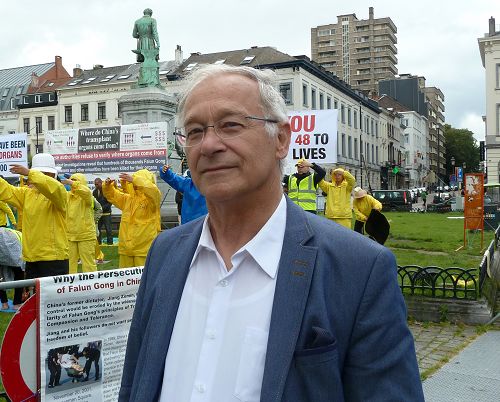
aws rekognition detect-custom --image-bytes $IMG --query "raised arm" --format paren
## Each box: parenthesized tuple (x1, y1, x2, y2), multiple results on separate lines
(28, 170, 67, 212)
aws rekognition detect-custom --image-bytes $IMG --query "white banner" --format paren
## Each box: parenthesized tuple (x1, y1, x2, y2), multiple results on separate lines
(0, 133, 28, 178)
(44, 122, 168, 175)
(38, 267, 143, 401)
(286, 110, 338, 165)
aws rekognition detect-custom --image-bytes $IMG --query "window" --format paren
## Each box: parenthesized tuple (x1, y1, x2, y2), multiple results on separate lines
(65, 106, 73, 123)
(48, 93, 54, 102)
(348, 136, 352, 158)
(371, 144, 374, 163)
(213, 60, 225, 65)
(334, 99, 338, 109)
(81, 104, 89, 121)
(240, 56, 255, 65)
(341, 104, 345, 124)
(2, 88, 9, 97)
(98, 102, 106, 120)
(347, 107, 352, 126)
(23, 118, 30, 133)
(184, 63, 198, 71)
(319, 93, 324, 110)
(327, 96, 331, 109)
(311, 88, 317, 109)
(371, 119, 375, 136)
(375, 122, 378, 138)
(48, 116, 55, 131)
(376, 146, 379, 164)
(10, 98, 16, 110)
(36, 117, 42, 134)
(341, 134, 346, 157)
(302, 84, 308, 106)
(35, 95, 42, 103)
(354, 138, 358, 160)
(497, 104, 500, 135)
(496, 64, 500, 89)
(23, 96, 29, 105)
(354, 110, 358, 129)
(279, 83, 292, 105)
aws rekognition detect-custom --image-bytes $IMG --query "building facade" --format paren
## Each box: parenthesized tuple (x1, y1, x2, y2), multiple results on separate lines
(478, 16, 500, 183)
(311, 7, 398, 96)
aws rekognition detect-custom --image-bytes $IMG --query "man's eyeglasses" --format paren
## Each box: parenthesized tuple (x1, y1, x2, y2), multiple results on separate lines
(177, 115, 278, 148)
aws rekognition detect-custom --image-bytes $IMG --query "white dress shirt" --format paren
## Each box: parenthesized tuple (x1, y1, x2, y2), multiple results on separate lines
(159, 196, 287, 402)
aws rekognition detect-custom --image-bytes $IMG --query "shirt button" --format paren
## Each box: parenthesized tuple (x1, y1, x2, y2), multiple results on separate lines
(206, 330, 216, 339)
(219, 279, 229, 287)
(196, 383, 206, 393)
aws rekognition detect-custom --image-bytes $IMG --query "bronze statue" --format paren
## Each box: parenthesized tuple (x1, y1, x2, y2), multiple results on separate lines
(133, 8, 160, 62)
(132, 8, 161, 88)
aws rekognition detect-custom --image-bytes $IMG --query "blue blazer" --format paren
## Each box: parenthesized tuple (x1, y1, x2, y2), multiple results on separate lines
(119, 198, 424, 401)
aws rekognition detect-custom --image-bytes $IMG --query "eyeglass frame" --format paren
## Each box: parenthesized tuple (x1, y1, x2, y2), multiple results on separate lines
(176, 115, 279, 148)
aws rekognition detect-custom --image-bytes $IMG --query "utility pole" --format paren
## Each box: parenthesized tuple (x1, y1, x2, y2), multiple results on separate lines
(359, 103, 363, 188)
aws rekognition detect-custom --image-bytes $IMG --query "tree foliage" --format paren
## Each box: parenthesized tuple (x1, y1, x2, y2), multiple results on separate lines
(444, 124, 480, 176)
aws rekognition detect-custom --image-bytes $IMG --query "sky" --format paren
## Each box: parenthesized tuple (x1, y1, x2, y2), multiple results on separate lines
(1, 0, 499, 141)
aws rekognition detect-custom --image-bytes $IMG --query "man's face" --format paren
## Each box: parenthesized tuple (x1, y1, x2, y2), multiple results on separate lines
(296, 164, 309, 175)
(95, 178, 102, 188)
(183, 73, 290, 204)
(334, 172, 344, 184)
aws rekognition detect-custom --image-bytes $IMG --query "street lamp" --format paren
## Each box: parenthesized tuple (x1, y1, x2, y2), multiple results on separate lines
(451, 157, 455, 186)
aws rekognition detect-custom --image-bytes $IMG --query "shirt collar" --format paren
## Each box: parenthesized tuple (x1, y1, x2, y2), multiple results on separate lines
(191, 195, 287, 279)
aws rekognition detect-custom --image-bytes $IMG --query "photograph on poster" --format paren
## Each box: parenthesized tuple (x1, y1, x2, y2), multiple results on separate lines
(45, 340, 102, 394)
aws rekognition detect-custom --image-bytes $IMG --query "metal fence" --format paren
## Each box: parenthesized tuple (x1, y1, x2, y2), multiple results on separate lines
(398, 265, 479, 300)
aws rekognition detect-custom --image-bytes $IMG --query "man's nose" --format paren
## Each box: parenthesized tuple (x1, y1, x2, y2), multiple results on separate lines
(200, 126, 225, 154)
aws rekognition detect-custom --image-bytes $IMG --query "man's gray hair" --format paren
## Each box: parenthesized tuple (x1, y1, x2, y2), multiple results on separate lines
(177, 64, 289, 172)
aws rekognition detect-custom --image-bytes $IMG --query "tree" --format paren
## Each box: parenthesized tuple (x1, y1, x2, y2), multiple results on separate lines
(444, 124, 480, 179)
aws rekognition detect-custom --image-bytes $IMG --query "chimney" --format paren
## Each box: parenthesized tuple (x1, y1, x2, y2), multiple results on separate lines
(54, 55, 63, 78)
(73, 64, 83, 78)
(175, 45, 183, 65)
(489, 16, 496, 36)
(369, 7, 374, 20)
(93, 64, 104, 70)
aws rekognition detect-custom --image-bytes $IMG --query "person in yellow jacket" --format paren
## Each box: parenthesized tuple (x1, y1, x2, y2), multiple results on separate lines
(103, 169, 161, 268)
(319, 167, 356, 229)
(0, 153, 69, 278)
(62, 173, 97, 274)
(0, 200, 16, 228)
(353, 187, 382, 234)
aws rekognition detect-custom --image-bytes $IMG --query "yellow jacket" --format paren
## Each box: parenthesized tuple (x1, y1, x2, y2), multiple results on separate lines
(353, 195, 382, 222)
(0, 201, 16, 227)
(103, 170, 161, 257)
(319, 169, 356, 219)
(0, 171, 68, 262)
(67, 173, 96, 242)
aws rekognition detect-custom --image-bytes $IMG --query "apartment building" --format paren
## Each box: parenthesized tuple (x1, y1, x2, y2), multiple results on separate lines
(311, 7, 398, 96)
(478, 16, 500, 183)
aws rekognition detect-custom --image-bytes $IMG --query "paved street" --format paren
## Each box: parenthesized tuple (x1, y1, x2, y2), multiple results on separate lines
(409, 322, 478, 375)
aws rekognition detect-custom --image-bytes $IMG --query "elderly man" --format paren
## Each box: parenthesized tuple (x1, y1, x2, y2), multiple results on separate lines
(319, 167, 356, 229)
(283, 158, 325, 213)
(119, 65, 423, 401)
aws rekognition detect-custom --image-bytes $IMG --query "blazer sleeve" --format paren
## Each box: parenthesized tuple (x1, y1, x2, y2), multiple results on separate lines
(118, 241, 157, 401)
(342, 249, 424, 401)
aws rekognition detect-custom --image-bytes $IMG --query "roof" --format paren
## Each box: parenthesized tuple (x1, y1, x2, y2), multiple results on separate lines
(377, 94, 411, 113)
(0, 62, 54, 87)
(169, 46, 295, 79)
(0, 62, 55, 112)
(60, 60, 178, 89)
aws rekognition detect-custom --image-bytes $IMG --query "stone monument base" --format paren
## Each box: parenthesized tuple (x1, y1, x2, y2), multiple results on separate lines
(118, 86, 176, 125)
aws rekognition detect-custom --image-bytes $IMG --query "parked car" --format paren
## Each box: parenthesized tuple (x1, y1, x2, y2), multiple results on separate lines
(371, 190, 413, 211)
(427, 197, 454, 213)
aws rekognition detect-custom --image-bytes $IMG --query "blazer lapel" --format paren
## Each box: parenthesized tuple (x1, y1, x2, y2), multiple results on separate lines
(137, 220, 204, 398)
(261, 199, 318, 402)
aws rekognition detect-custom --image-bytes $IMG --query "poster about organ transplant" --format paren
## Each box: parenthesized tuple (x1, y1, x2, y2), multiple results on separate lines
(44, 122, 168, 176)
(37, 268, 143, 401)
(286, 110, 338, 166)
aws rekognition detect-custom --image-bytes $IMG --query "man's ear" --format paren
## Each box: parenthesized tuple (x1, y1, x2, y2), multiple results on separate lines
(275, 122, 291, 160)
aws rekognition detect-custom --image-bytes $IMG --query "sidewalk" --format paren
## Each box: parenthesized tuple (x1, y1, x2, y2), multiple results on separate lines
(422, 330, 500, 401)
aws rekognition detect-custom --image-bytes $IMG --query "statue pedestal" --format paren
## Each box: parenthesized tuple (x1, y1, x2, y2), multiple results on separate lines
(118, 86, 176, 125)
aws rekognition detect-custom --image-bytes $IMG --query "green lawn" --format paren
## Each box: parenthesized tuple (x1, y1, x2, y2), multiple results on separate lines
(384, 212, 494, 268)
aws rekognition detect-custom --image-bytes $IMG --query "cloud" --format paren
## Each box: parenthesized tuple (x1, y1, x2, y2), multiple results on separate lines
(458, 112, 485, 142)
